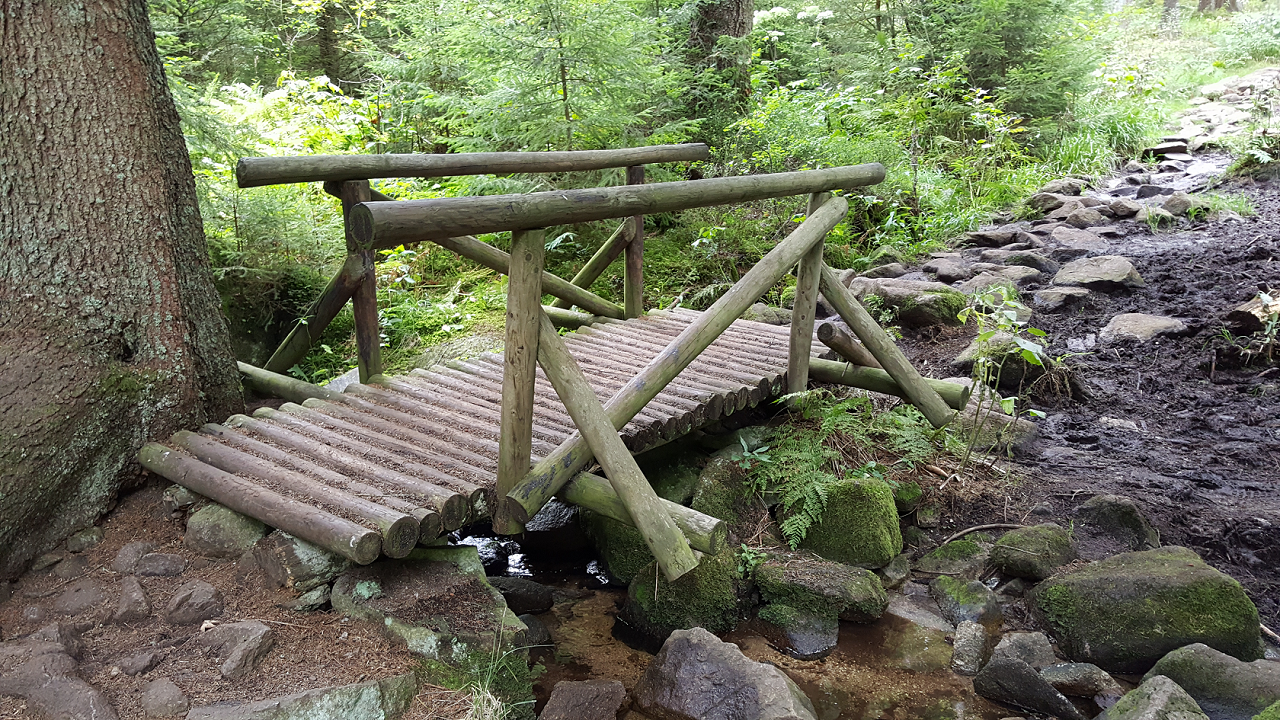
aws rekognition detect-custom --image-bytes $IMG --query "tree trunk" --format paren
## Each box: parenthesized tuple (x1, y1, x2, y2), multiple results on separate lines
(317, 2, 342, 85)
(0, 0, 243, 577)
(688, 0, 753, 97)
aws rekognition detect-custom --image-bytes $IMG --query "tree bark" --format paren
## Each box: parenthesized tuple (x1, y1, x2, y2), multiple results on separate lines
(689, 0, 753, 66)
(0, 0, 242, 577)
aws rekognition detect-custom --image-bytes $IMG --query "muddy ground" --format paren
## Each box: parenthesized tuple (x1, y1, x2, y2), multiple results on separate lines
(900, 175, 1280, 629)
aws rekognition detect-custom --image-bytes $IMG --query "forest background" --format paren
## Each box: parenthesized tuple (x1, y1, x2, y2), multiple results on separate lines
(155, 0, 1280, 382)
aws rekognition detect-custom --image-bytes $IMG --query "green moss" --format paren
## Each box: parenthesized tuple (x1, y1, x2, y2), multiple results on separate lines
(796, 476, 902, 568)
(931, 575, 987, 607)
(580, 510, 653, 585)
(758, 602, 803, 629)
(928, 539, 982, 561)
(754, 554, 887, 622)
(989, 523, 1076, 580)
(1254, 700, 1280, 720)
(893, 481, 923, 514)
(922, 288, 969, 323)
(416, 648, 539, 720)
(624, 545, 742, 636)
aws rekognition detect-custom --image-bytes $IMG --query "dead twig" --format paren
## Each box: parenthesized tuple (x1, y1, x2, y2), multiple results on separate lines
(941, 523, 1025, 545)
(1263, 623, 1280, 646)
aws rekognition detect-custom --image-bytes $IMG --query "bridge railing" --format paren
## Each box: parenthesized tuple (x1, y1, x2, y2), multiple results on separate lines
(236, 147, 964, 581)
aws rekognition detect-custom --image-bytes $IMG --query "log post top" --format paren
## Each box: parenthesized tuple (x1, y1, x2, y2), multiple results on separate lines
(349, 164, 886, 250)
(236, 144, 711, 188)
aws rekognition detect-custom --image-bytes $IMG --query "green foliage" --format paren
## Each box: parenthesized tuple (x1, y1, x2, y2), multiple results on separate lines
(736, 544, 768, 575)
(1220, 12, 1280, 64)
(417, 643, 539, 720)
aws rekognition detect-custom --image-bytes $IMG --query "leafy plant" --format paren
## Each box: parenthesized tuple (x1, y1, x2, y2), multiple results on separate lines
(736, 544, 768, 575)
(734, 436, 772, 470)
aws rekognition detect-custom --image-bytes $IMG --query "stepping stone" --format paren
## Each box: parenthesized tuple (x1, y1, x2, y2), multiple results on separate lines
(51, 578, 107, 617)
(1049, 227, 1107, 261)
(112, 542, 156, 573)
(1033, 287, 1090, 313)
(111, 576, 151, 624)
(164, 580, 223, 625)
(1053, 256, 1144, 290)
(191, 620, 274, 679)
(135, 553, 187, 577)
(1099, 313, 1186, 344)
(141, 677, 189, 718)
(540, 680, 628, 720)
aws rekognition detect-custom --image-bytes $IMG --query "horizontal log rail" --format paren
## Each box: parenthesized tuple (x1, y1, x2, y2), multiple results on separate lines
(350, 164, 885, 250)
(237, 144, 710, 187)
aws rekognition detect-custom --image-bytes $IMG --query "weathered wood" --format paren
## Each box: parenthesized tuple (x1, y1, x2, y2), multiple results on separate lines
(543, 305, 598, 329)
(264, 253, 364, 375)
(808, 359, 971, 410)
(323, 180, 394, 203)
(550, 219, 630, 309)
(788, 192, 827, 395)
(341, 181, 382, 382)
(138, 443, 382, 564)
(502, 196, 849, 524)
(559, 472, 726, 555)
(238, 361, 341, 404)
(624, 165, 646, 318)
(351, 164, 885, 250)
(816, 322, 882, 369)
(496, 229, 545, 534)
(237, 144, 711, 187)
(171, 430, 420, 558)
(430, 234, 624, 319)
(1226, 293, 1280, 334)
(534, 311, 698, 580)
(818, 263, 956, 428)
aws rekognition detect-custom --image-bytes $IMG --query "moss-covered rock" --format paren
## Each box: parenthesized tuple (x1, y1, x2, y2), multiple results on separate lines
(756, 603, 840, 660)
(1075, 494, 1160, 551)
(790, 475, 901, 568)
(844, 277, 968, 328)
(580, 510, 654, 585)
(619, 545, 743, 647)
(989, 523, 1077, 581)
(893, 480, 923, 514)
(1101, 675, 1209, 720)
(690, 456, 770, 541)
(1255, 700, 1280, 720)
(1144, 643, 1280, 720)
(950, 331, 1049, 392)
(754, 550, 888, 623)
(929, 576, 1002, 629)
(1032, 546, 1263, 673)
(916, 539, 988, 578)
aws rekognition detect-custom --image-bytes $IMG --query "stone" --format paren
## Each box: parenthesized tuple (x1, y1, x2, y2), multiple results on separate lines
(1075, 494, 1161, 551)
(950, 331, 1047, 392)
(754, 551, 887, 623)
(1032, 546, 1262, 673)
(1136, 184, 1174, 199)
(541, 679, 628, 720)
(926, 258, 974, 282)
(892, 481, 922, 515)
(1142, 141, 1190, 158)
(29, 622, 86, 659)
(876, 553, 911, 590)
(993, 632, 1059, 670)
(952, 620, 991, 676)
(757, 605, 839, 660)
(1034, 286, 1090, 312)
(620, 546, 742, 648)
(916, 539, 987, 578)
(690, 454, 769, 543)
(965, 226, 1020, 246)
(487, 576, 553, 615)
(841, 277, 968, 328)
(0, 638, 118, 720)
(185, 673, 418, 720)
(1144, 643, 1280, 720)
(164, 580, 225, 625)
(331, 546, 526, 661)
(930, 576, 1001, 629)
(111, 575, 152, 624)
(1124, 159, 1146, 172)
(1054, 255, 1145, 290)
(52, 554, 90, 579)
(519, 613, 551, 648)
(162, 484, 202, 515)
(581, 510, 654, 584)
(862, 262, 908, 279)
(1100, 675, 1209, 720)
(1111, 197, 1142, 217)
(65, 527, 104, 553)
(1040, 178, 1088, 195)
(289, 583, 330, 612)
(1041, 663, 1125, 707)
(1136, 205, 1176, 226)
(989, 524, 1077, 581)
(743, 302, 792, 325)
(119, 650, 162, 676)
(790, 475, 902, 568)
(958, 266, 1041, 293)
(142, 677, 189, 717)
(254, 531, 350, 592)
(974, 654, 1086, 720)
(1027, 192, 1069, 212)
(1099, 313, 1186, 344)
(32, 552, 63, 571)
(51, 578, 107, 616)
(1066, 207, 1106, 228)
(997, 578, 1029, 597)
(998, 250, 1059, 275)
(136, 553, 188, 577)
(112, 541, 156, 573)
(185, 503, 268, 558)
(22, 605, 46, 623)
(634, 627, 818, 720)
(193, 620, 275, 679)
(1050, 227, 1108, 260)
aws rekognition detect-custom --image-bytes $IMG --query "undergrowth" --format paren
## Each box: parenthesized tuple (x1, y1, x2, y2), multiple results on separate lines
(416, 644, 540, 720)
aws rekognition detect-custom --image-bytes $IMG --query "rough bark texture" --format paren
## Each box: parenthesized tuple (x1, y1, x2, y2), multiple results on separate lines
(689, 0, 752, 60)
(0, 0, 243, 578)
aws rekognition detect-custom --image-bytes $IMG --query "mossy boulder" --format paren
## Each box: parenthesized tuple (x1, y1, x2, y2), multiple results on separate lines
(580, 510, 654, 585)
(892, 480, 923, 514)
(929, 576, 1002, 629)
(989, 523, 1077, 581)
(843, 277, 968, 328)
(691, 456, 770, 541)
(754, 550, 888, 624)
(1075, 494, 1160, 552)
(185, 503, 268, 558)
(951, 331, 1049, 392)
(756, 603, 840, 661)
(619, 545, 743, 647)
(789, 475, 901, 568)
(1031, 546, 1263, 673)
(916, 539, 988, 578)
(1100, 675, 1209, 720)
(1144, 643, 1280, 720)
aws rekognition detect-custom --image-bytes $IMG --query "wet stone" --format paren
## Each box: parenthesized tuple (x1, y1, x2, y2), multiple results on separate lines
(142, 677, 189, 717)
(519, 613, 551, 649)
(540, 679, 628, 720)
(487, 576, 554, 615)
(1033, 286, 1090, 313)
(1041, 662, 1124, 707)
(974, 654, 1086, 720)
(1099, 313, 1186, 345)
(952, 620, 990, 676)
(164, 580, 224, 625)
(136, 553, 187, 577)
(993, 632, 1059, 670)
(112, 541, 156, 574)
(929, 576, 1001, 628)
(111, 575, 151, 624)
(759, 604, 840, 660)
(51, 578, 107, 617)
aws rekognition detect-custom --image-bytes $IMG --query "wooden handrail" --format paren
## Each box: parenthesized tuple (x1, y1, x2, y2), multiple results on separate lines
(350, 164, 886, 250)
(236, 144, 710, 187)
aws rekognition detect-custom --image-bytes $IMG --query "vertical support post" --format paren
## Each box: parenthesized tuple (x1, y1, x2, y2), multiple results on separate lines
(341, 180, 381, 383)
(788, 192, 828, 395)
(495, 228, 545, 534)
(623, 165, 645, 318)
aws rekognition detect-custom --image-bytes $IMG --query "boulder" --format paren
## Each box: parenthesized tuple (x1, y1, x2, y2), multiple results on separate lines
(253, 531, 350, 592)
(112, 541, 156, 574)
(142, 677, 189, 717)
(185, 673, 418, 720)
(892, 480, 922, 514)
(1136, 184, 1174, 199)
(487, 576, 553, 615)
(634, 627, 817, 720)
(619, 545, 742, 647)
(540, 679, 628, 720)
(1099, 313, 1187, 344)
(754, 551, 888, 623)
(1066, 207, 1107, 228)
(119, 650, 162, 677)
(690, 455, 769, 541)
(925, 258, 974, 283)
(1075, 494, 1160, 552)
(111, 575, 151, 624)
(49, 555, 86, 579)
(289, 584, 330, 612)
(958, 267, 1041, 294)
(1144, 643, 1280, 720)
(519, 613, 551, 648)
(162, 484, 203, 515)
(185, 504, 267, 558)
(916, 539, 987, 578)
(0, 638, 118, 720)
(1041, 662, 1125, 707)
(1031, 546, 1262, 673)
(950, 331, 1047, 392)
(521, 497, 590, 556)
(1100, 675, 1209, 720)
(1111, 198, 1142, 217)
(580, 510, 654, 584)
(992, 250, 1060, 275)
(1034, 286, 1091, 312)
(790, 475, 901, 568)
(65, 527, 104, 553)
(930, 576, 1002, 629)
(1143, 141, 1190, 158)
(973, 654, 1086, 720)
(164, 580, 224, 625)
(876, 553, 911, 590)
(1027, 193, 1069, 212)
(136, 553, 188, 577)
(964, 225, 1023, 247)
(756, 605, 839, 661)
(842, 277, 968, 328)
(952, 620, 991, 676)
(1050, 227, 1108, 260)
(989, 524, 1077, 581)
(1054, 256, 1145, 290)
(994, 632, 1059, 670)
(1161, 191, 1204, 216)
(1136, 205, 1176, 226)
(862, 262, 908, 279)
(192, 620, 275, 680)
(954, 395, 1040, 456)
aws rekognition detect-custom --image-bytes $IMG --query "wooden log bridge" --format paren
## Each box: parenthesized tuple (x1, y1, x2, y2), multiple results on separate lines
(139, 147, 970, 580)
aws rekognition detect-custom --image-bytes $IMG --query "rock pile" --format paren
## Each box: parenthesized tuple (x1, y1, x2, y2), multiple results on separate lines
(1180, 67, 1280, 146)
